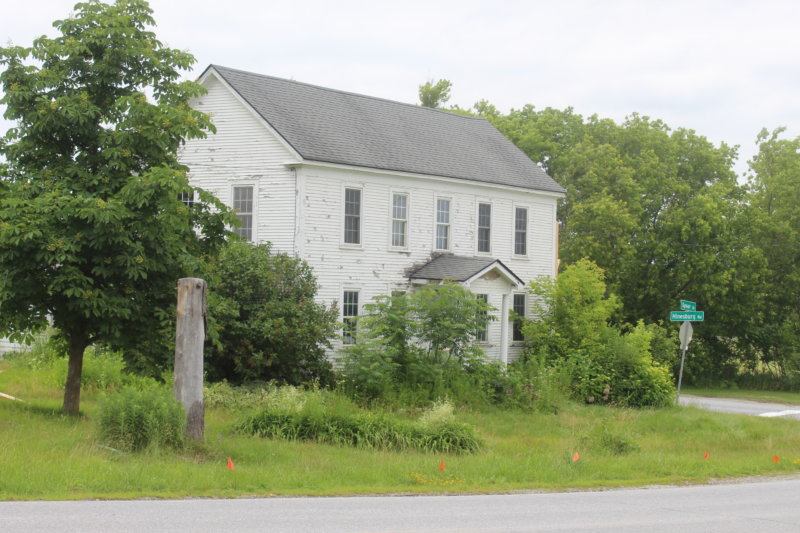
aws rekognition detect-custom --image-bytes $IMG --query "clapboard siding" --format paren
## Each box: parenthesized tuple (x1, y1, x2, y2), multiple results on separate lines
(299, 166, 558, 358)
(181, 75, 297, 253)
(0, 337, 23, 355)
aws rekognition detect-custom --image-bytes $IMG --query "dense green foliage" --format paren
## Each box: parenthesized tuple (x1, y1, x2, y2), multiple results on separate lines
(427, 86, 800, 389)
(0, 0, 233, 413)
(418, 79, 452, 108)
(98, 387, 186, 452)
(339, 285, 494, 402)
(205, 242, 337, 385)
(523, 260, 676, 407)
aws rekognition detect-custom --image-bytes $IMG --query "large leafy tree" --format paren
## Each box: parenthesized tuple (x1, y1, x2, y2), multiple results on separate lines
(478, 106, 765, 371)
(746, 128, 800, 382)
(0, 0, 232, 414)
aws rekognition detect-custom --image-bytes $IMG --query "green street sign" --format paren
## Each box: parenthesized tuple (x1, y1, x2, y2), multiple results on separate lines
(680, 300, 696, 311)
(670, 311, 704, 322)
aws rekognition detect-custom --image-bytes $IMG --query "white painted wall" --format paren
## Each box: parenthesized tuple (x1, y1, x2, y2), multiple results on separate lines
(298, 165, 558, 361)
(180, 73, 299, 253)
(0, 337, 24, 356)
(182, 74, 561, 362)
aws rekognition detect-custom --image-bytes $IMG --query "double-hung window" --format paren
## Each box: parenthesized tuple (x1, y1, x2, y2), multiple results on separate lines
(344, 188, 361, 245)
(477, 202, 491, 253)
(435, 198, 450, 250)
(232, 185, 254, 241)
(391, 193, 408, 248)
(475, 294, 489, 342)
(513, 293, 526, 342)
(514, 207, 528, 256)
(179, 191, 195, 208)
(342, 290, 359, 345)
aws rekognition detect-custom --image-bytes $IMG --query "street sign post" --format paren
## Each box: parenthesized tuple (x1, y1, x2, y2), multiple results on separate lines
(671, 301, 703, 404)
(670, 311, 704, 322)
(676, 321, 693, 400)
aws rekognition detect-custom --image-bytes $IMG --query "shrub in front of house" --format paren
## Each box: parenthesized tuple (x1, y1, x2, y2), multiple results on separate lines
(205, 242, 338, 386)
(98, 386, 186, 452)
(522, 259, 675, 408)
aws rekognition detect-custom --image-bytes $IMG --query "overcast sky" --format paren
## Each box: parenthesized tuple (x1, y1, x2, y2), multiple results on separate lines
(3, 0, 799, 178)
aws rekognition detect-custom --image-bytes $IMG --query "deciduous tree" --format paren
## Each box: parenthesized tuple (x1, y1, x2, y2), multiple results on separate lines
(0, 0, 232, 414)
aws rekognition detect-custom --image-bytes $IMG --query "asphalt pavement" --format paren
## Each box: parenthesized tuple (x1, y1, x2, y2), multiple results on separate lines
(679, 395, 800, 420)
(3, 476, 800, 532)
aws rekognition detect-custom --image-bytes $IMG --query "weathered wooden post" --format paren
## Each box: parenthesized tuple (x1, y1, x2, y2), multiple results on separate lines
(174, 278, 206, 441)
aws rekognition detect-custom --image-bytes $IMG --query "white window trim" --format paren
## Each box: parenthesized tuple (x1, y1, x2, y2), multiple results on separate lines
(512, 204, 530, 258)
(434, 195, 452, 251)
(476, 200, 493, 255)
(388, 190, 410, 251)
(341, 288, 361, 345)
(341, 185, 363, 249)
(230, 182, 257, 242)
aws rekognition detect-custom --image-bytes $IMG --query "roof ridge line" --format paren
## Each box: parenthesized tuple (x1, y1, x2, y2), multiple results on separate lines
(209, 64, 487, 122)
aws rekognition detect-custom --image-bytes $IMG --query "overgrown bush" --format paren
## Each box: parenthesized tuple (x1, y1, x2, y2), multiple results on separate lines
(339, 286, 492, 404)
(523, 259, 675, 408)
(239, 387, 481, 454)
(205, 242, 338, 386)
(98, 387, 186, 452)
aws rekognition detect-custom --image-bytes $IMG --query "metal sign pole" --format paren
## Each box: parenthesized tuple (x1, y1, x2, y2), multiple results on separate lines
(676, 347, 687, 403)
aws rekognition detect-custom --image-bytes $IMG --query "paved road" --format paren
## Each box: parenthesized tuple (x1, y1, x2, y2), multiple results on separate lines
(3, 477, 800, 532)
(679, 395, 800, 420)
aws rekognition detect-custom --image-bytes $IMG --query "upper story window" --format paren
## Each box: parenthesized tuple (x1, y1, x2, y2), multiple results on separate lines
(514, 207, 528, 256)
(477, 202, 491, 253)
(344, 188, 361, 245)
(232, 185, 253, 241)
(342, 290, 359, 345)
(513, 293, 526, 342)
(435, 198, 450, 250)
(475, 293, 488, 342)
(391, 193, 408, 248)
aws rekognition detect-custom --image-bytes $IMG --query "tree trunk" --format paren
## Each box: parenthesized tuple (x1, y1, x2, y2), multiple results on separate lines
(63, 333, 89, 416)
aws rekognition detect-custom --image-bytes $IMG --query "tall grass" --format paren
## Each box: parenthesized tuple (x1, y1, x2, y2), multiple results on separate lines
(239, 391, 481, 454)
(2, 365, 800, 500)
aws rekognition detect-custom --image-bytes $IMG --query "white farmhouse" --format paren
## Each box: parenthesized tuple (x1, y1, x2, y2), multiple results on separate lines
(181, 65, 566, 363)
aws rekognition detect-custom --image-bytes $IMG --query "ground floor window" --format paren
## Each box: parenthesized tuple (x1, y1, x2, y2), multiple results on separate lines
(513, 293, 526, 342)
(475, 293, 488, 342)
(342, 290, 359, 344)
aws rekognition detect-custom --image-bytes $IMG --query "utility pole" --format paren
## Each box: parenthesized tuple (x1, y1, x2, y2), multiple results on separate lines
(174, 278, 206, 441)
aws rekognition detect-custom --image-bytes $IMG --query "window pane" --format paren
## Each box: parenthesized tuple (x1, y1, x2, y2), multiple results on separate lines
(344, 188, 361, 244)
(234, 215, 252, 241)
(513, 293, 526, 342)
(476, 294, 488, 342)
(345, 189, 361, 216)
(436, 199, 450, 223)
(233, 186, 253, 213)
(343, 291, 359, 345)
(392, 194, 407, 219)
(392, 220, 406, 247)
(478, 203, 491, 227)
(436, 224, 449, 250)
(478, 203, 491, 252)
(478, 227, 491, 253)
(515, 207, 527, 255)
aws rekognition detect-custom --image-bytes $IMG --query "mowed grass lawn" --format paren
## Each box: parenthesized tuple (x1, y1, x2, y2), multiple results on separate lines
(1, 363, 800, 500)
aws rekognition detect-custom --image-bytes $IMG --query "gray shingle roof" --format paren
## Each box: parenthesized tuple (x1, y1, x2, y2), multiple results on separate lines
(409, 255, 523, 286)
(207, 65, 565, 194)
